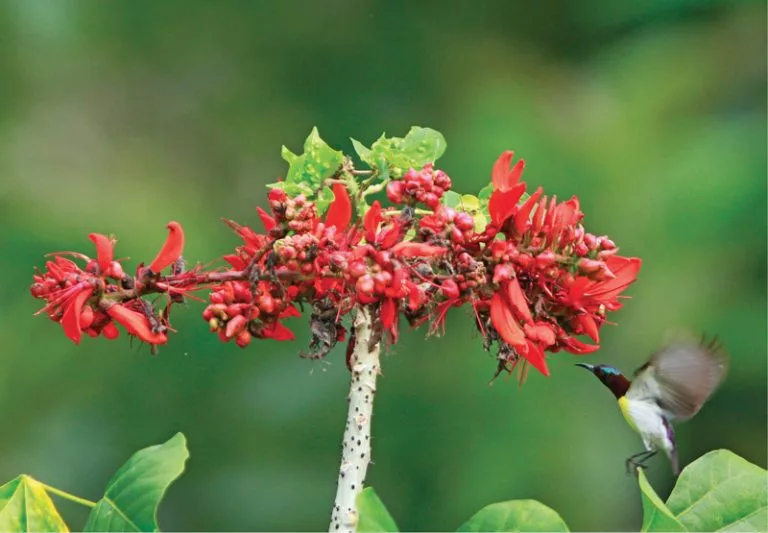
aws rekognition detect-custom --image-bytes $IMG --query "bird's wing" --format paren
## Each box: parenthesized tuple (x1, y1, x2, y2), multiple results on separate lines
(627, 336, 729, 421)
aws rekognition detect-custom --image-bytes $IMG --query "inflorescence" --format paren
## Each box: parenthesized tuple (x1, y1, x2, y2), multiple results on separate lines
(31, 145, 641, 379)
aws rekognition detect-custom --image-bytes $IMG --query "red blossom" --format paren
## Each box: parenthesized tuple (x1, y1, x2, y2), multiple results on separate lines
(88, 233, 114, 276)
(31, 147, 640, 382)
(105, 304, 168, 345)
(149, 221, 185, 273)
(325, 183, 352, 230)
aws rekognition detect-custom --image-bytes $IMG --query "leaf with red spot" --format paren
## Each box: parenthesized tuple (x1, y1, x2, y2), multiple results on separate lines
(61, 286, 94, 344)
(490, 292, 525, 347)
(149, 222, 185, 273)
(325, 183, 352, 230)
(88, 233, 114, 275)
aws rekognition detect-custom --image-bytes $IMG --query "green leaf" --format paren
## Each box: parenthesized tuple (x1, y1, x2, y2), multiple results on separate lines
(398, 126, 446, 165)
(284, 127, 344, 189)
(280, 145, 298, 165)
(267, 180, 314, 198)
(351, 138, 372, 163)
(442, 190, 462, 209)
(356, 487, 398, 533)
(0, 475, 69, 532)
(84, 432, 189, 532)
(477, 183, 494, 201)
(456, 500, 569, 532)
(473, 212, 488, 233)
(665, 450, 767, 532)
(460, 194, 480, 211)
(637, 469, 687, 532)
(364, 127, 447, 177)
(316, 186, 335, 215)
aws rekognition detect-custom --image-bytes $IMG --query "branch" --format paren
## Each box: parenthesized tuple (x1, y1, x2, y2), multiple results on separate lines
(330, 305, 382, 533)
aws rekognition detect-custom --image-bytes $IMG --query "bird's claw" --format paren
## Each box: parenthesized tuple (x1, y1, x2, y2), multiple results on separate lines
(625, 459, 649, 477)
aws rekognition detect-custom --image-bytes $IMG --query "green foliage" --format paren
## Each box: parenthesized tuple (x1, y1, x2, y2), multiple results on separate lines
(638, 450, 767, 532)
(356, 487, 399, 533)
(637, 470, 686, 532)
(352, 127, 447, 177)
(269, 127, 345, 210)
(84, 433, 189, 532)
(456, 500, 570, 532)
(0, 476, 69, 532)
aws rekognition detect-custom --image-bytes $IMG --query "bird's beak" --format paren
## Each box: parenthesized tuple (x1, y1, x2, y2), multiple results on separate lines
(575, 363, 595, 372)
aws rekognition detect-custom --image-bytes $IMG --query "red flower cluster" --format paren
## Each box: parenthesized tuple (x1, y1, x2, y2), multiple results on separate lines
(386, 164, 452, 209)
(31, 223, 187, 347)
(30, 149, 640, 380)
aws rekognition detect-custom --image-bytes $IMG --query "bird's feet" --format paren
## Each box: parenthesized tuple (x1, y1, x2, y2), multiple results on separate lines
(625, 450, 657, 477)
(625, 458, 649, 477)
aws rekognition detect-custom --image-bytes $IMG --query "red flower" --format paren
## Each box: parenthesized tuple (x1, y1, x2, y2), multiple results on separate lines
(492, 150, 525, 192)
(325, 183, 352, 230)
(149, 221, 185, 273)
(105, 303, 168, 345)
(60, 285, 94, 345)
(566, 256, 642, 312)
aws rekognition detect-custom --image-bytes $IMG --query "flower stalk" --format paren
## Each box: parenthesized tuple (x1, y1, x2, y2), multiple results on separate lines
(330, 305, 381, 533)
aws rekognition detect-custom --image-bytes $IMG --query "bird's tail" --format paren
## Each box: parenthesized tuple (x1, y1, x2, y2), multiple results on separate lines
(662, 416, 680, 477)
(669, 447, 680, 477)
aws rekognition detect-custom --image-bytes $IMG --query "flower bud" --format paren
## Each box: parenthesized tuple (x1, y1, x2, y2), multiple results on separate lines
(356, 274, 375, 296)
(455, 212, 475, 232)
(386, 181, 405, 204)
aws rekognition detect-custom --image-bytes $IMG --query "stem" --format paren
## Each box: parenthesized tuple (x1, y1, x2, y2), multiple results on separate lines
(39, 482, 97, 508)
(329, 305, 382, 533)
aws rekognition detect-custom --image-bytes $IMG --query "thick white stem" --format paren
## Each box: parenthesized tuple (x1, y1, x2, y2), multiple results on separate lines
(329, 305, 381, 533)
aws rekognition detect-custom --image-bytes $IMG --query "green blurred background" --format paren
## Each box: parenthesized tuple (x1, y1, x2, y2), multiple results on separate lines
(1, 1, 765, 531)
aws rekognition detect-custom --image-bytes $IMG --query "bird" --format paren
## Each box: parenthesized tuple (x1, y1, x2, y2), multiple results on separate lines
(576, 335, 729, 476)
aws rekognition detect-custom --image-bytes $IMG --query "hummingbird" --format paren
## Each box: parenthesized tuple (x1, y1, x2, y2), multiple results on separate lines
(576, 335, 729, 476)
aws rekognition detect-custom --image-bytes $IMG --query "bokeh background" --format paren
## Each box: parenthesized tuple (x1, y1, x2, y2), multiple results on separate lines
(1, 1, 765, 531)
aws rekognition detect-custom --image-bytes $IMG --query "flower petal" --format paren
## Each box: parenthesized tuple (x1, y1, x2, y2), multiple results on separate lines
(492, 151, 525, 192)
(61, 286, 94, 345)
(390, 242, 447, 258)
(514, 187, 543, 235)
(364, 201, 382, 243)
(326, 183, 352, 230)
(256, 207, 276, 232)
(488, 183, 526, 227)
(106, 304, 168, 345)
(149, 221, 185, 273)
(262, 321, 295, 341)
(490, 292, 525, 346)
(521, 340, 550, 377)
(380, 298, 398, 342)
(88, 233, 114, 275)
(505, 278, 533, 324)
(562, 337, 600, 355)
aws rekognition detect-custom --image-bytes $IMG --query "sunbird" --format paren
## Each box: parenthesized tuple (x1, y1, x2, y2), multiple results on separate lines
(576, 336, 729, 476)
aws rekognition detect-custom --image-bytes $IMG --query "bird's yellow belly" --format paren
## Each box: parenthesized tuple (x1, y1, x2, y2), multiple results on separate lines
(618, 396, 639, 433)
